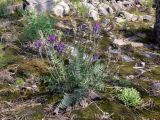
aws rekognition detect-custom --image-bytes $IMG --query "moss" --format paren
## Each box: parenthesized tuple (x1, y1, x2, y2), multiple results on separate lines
(72, 104, 100, 120)
(45, 93, 62, 104)
(0, 88, 20, 101)
(0, 83, 9, 90)
(29, 106, 44, 120)
(4, 45, 22, 55)
(15, 78, 25, 86)
(18, 59, 49, 76)
(0, 54, 23, 69)
(0, 0, 22, 18)
(17, 105, 44, 120)
(133, 52, 153, 62)
(118, 62, 135, 77)
(72, 99, 137, 120)
(98, 35, 111, 51)
(0, 44, 24, 68)
(144, 67, 160, 80)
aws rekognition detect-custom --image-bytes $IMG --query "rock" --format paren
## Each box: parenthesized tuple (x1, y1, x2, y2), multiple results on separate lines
(122, 11, 134, 21)
(52, 1, 70, 17)
(131, 15, 138, 22)
(98, 3, 114, 16)
(25, 0, 55, 14)
(126, 36, 139, 41)
(134, 62, 146, 69)
(89, 9, 100, 21)
(0, 69, 15, 84)
(116, 17, 126, 23)
(88, 90, 102, 100)
(113, 39, 128, 46)
(137, 33, 147, 39)
(113, 38, 144, 47)
(138, 16, 144, 21)
(143, 52, 160, 59)
(109, 49, 122, 54)
(143, 15, 153, 21)
(80, 98, 89, 108)
(91, 0, 100, 6)
(121, 55, 134, 62)
(152, 83, 160, 90)
(82, 2, 100, 21)
(52, 5, 64, 17)
(25, 0, 70, 17)
(151, 83, 160, 97)
(130, 42, 144, 47)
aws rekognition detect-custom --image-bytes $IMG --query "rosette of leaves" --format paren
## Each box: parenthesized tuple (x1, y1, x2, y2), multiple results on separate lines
(118, 88, 142, 107)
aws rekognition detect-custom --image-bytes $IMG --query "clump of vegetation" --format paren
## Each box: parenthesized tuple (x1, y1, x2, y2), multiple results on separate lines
(0, 0, 21, 18)
(20, 11, 55, 42)
(118, 88, 142, 107)
(35, 19, 108, 109)
(0, 0, 12, 17)
(40, 45, 106, 108)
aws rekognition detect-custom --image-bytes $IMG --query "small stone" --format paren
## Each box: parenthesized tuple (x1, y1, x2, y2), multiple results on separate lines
(151, 83, 160, 97)
(130, 42, 144, 47)
(137, 33, 147, 38)
(88, 90, 102, 100)
(113, 39, 128, 46)
(143, 52, 160, 59)
(132, 15, 138, 22)
(116, 17, 126, 23)
(134, 62, 145, 69)
(80, 98, 89, 108)
(138, 16, 144, 21)
(123, 11, 133, 21)
(109, 49, 122, 54)
(143, 15, 153, 21)
(121, 55, 134, 62)
(152, 83, 160, 90)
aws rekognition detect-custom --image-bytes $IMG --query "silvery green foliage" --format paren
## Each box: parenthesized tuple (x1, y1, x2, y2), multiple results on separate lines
(118, 88, 142, 107)
(42, 47, 106, 92)
(41, 47, 106, 108)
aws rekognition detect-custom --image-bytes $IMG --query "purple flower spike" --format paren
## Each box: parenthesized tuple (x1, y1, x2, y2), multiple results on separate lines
(34, 40, 42, 49)
(93, 53, 100, 62)
(48, 35, 56, 42)
(93, 23, 100, 33)
(54, 41, 65, 53)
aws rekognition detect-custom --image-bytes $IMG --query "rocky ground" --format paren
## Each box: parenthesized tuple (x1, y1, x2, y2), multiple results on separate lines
(0, 0, 160, 120)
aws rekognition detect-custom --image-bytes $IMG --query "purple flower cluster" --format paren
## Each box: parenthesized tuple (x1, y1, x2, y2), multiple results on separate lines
(34, 34, 65, 53)
(54, 41, 65, 53)
(48, 35, 56, 42)
(93, 53, 100, 62)
(93, 23, 100, 33)
(34, 40, 42, 49)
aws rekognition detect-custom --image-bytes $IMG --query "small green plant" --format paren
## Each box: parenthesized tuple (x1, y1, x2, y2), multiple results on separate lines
(0, 0, 12, 17)
(118, 88, 142, 107)
(77, 1, 89, 18)
(20, 10, 55, 42)
(15, 78, 25, 86)
(0, 0, 21, 18)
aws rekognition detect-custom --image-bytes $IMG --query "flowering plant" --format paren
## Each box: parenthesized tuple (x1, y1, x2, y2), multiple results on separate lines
(36, 31, 106, 110)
